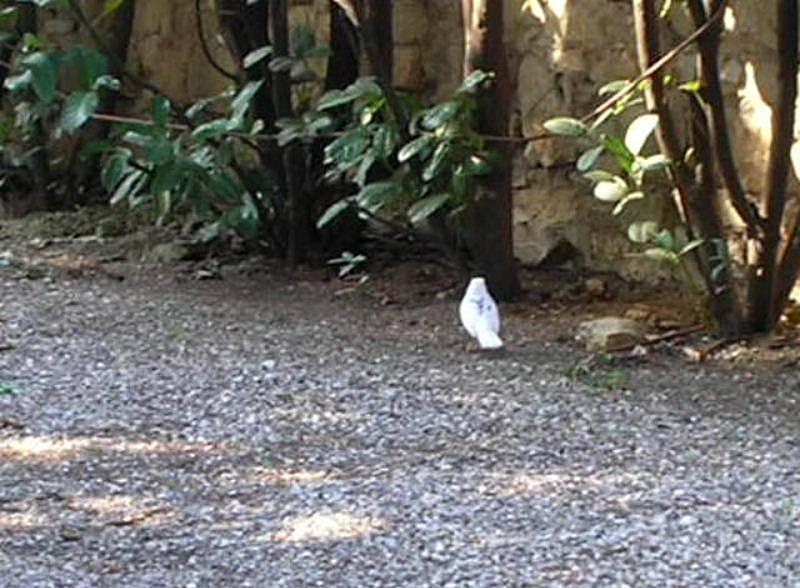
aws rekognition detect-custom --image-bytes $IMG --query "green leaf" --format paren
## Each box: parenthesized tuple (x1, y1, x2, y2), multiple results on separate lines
(624, 113, 659, 156)
(268, 56, 294, 72)
(679, 80, 703, 94)
(356, 181, 399, 211)
(3, 70, 32, 93)
(102, 151, 131, 190)
(654, 228, 675, 251)
(543, 117, 589, 137)
(576, 145, 604, 172)
(60, 91, 99, 133)
(597, 79, 629, 96)
(420, 102, 459, 130)
(354, 150, 376, 187)
(20, 52, 58, 103)
(110, 169, 145, 205)
(231, 80, 264, 123)
(68, 45, 109, 89)
(627, 220, 659, 244)
(398, 135, 435, 163)
(611, 190, 644, 215)
(602, 134, 635, 171)
(637, 153, 670, 173)
(144, 137, 174, 165)
(679, 239, 704, 256)
(644, 247, 680, 265)
(92, 74, 120, 92)
(243, 45, 273, 69)
(373, 125, 399, 159)
(458, 70, 493, 93)
(325, 128, 370, 169)
(150, 161, 182, 196)
(422, 142, 450, 181)
(192, 119, 234, 141)
(317, 197, 355, 228)
(153, 96, 171, 128)
(593, 177, 628, 202)
(408, 193, 451, 224)
(463, 154, 493, 176)
(583, 170, 616, 182)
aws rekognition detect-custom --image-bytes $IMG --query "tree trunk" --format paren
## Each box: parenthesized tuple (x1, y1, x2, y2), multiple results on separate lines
(71, 0, 137, 204)
(632, 0, 744, 335)
(325, 1, 360, 90)
(461, 0, 519, 300)
(269, 0, 311, 265)
(753, 0, 799, 330)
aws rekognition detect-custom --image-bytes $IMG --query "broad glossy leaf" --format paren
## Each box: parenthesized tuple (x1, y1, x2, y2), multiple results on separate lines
(543, 117, 588, 137)
(420, 102, 459, 130)
(408, 193, 451, 224)
(152, 96, 171, 128)
(357, 181, 398, 211)
(325, 128, 370, 168)
(243, 45, 272, 69)
(20, 52, 57, 103)
(593, 177, 628, 202)
(422, 142, 450, 182)
(60, 91, 99, 133)
(624, 113, 659, 155)
(611, 190, 644, 215)
(317, 197, 355, 228)
(576, 145, 604, 172)
(397, 135, 434, 163)
(627, 220, 659, 243)
(110, 169, 145, 205)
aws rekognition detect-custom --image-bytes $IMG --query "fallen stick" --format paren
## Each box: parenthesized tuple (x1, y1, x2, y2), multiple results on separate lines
(606, 324, 706, 353)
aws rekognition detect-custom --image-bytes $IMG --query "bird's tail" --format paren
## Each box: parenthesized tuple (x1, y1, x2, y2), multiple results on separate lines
(477, 328, 503, 349)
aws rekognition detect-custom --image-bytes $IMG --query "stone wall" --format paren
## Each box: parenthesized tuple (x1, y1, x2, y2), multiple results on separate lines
(46, 1, 790, 279)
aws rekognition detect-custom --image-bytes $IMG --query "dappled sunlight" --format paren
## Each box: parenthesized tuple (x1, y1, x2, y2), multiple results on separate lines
(0, 434, 233, 463)
(0, 436, 94, 462)
(724, 6, 737, 32)
(0, 511, 45, 530)
(270, 511, 387, 544)
(243, 467, 329, 487)
(66, 494, 172, 526)
(738, 62, 773, 142)
(492, 471, 649, 498)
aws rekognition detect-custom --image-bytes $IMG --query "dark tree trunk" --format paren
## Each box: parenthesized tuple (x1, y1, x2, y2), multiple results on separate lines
(269, 0, 311, 265)
(754, 0, 799, 330)
(632, 0, 744, 335)
(461, 0, 519, 300)
(71, 0, 137, 204)
(325, 1, 360, 90)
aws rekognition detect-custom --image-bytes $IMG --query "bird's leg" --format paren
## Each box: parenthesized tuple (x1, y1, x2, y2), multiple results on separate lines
(464, 340, 480, 353)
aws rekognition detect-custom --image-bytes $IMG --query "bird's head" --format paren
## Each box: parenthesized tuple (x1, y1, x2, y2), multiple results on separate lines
(466, 276, 488, 296)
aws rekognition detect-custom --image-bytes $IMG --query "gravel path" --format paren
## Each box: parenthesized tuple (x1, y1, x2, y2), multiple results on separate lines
(1, 264, 799, 587)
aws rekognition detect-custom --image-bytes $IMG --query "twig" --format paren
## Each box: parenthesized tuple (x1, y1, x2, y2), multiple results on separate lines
(581, 0, 728, 124)
(606, 323, 706, 353)
(195, 0, 238, 81)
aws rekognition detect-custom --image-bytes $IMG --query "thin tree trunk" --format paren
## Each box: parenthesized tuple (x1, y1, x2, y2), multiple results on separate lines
(461, 0, 519, 300)
(632, 0, 743, 334)
(269, 0, 310, 265)
(72, 0, 137, 203)
(754, 0, 800, 330)
(325, 1, 360, 90)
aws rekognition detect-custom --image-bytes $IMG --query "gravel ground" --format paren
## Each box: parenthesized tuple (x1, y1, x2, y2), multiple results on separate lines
(1, 262, 800, 587)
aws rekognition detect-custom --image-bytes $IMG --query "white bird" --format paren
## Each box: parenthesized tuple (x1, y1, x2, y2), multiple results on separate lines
(459, 276, 503, 350)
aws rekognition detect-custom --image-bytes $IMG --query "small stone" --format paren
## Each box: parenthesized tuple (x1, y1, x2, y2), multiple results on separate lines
(584, 277, 607, 296)
(149, 242, 191, 263)
(577, 316, 645, 351)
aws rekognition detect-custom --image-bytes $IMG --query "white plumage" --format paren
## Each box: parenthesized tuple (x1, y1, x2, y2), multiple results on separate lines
(459, 276, 503, 349)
